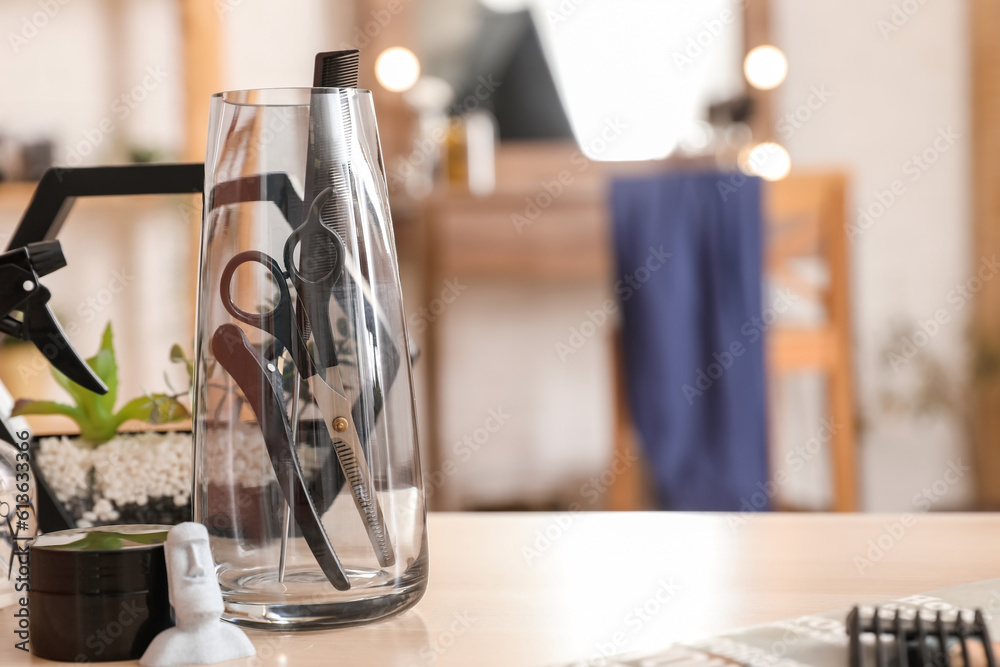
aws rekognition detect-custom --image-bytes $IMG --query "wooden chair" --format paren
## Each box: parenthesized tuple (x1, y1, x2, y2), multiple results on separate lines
(765, 172, 856, 511)
(608, 172, 858, 512)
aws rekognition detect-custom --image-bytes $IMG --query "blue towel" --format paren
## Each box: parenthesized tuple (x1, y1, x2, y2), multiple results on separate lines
(611, 171, 769, 511)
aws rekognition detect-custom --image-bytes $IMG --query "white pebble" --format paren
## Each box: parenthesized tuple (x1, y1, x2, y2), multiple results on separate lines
(39, 424, 288, 524)
(38, 432, 196, 523)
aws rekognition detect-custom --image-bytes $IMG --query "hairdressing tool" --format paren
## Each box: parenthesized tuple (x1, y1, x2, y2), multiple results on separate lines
(0, 240, 107, 444)
(203, 49, 404, 426)
(206, 168, 404, 576)
(313, 50, 360, 88)
(848, 606, 996, 667)
(211, 324, 350, 591)
(0, 241, 105, 394)
(304, 51, 357, 261)
(310, 48, 405, 447)
(207, 56, 401, 576)
(290, 193, 394, 568)
(219, 220, 395, 568)
(283, 188, 343, 372)
(205, 171, 407, 430)
(270, 49, 362, 581)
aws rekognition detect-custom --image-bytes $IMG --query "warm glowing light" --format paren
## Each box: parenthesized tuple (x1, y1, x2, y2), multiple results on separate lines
(375, 47, 420, 93)
(742, 142, 791, 181)
(743, 45, 788, 90)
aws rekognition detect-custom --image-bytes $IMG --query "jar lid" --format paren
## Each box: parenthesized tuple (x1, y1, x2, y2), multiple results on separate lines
(30, 524, 171, 596)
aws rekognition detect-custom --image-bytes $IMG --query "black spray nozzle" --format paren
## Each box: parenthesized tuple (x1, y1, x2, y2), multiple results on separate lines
(0, 240, 66, 277)
(0, 238, 107, 395)
(25, 240, 67, 277)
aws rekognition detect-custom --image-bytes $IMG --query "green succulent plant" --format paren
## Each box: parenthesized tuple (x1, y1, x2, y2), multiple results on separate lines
(11, 322, 189, 446)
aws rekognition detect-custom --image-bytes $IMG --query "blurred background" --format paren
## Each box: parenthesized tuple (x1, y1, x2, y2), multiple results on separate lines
(1, 0, 996, 514)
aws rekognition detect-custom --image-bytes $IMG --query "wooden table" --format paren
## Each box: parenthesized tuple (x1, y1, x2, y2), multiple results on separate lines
(3, 512, 999, 666)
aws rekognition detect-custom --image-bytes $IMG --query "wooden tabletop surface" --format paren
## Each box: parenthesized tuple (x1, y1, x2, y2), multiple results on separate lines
(3, 512, 1000, 666)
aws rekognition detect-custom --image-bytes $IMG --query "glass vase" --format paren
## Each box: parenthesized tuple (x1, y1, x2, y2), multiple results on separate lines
(192, 88, 427, 629)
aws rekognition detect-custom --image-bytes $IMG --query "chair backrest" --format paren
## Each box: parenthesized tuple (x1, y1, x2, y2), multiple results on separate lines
(764, 172, 850, 332)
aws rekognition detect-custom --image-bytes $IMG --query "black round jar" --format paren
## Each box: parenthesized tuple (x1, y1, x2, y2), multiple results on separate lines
(28, 524, 174, 662)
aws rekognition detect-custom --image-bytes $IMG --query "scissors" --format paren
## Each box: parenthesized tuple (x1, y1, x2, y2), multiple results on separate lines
(212, 322, 350, 590)
(219, 192, 395, 570)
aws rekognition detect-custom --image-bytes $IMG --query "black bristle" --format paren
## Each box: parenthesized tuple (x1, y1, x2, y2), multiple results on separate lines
(314, 49, 360, 88)
(849, 607, 863, 667)
(849, 606, 996, 667)
(894, 610, 909, 667)
(976, 610, 997, 667)
(916, 611, 928, 667)
(956, 612, 971, 667)
(874, 608, 886, 667)
(935, 611, 952, 667)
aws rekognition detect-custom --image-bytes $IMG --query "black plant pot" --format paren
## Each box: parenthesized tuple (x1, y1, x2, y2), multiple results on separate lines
(29, 434, 193, 533)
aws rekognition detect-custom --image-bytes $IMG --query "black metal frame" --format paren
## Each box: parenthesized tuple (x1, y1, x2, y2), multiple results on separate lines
(6, 164, 205, 250)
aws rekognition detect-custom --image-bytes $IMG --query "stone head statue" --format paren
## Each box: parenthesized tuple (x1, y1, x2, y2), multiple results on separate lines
(140, 523, 254, 667)
(164, 522, 222, 627)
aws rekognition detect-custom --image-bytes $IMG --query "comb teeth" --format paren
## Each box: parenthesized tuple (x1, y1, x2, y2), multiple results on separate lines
(848, 606, 997, 667)
(314, 49, 360, 88)
(306, 49, 357, 240)
(320, 163, 351, 239)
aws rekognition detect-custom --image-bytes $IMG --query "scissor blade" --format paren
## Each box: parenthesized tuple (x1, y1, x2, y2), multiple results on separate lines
(308, 374, 395, 567)
(25, 299, 107, 395)
(212, 324, 351, 590)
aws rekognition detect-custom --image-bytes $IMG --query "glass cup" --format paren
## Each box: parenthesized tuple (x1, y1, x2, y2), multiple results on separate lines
(192, 88, 427, 629)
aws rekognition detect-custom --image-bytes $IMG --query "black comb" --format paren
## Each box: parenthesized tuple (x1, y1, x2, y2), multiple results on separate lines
(313, 49, 360, 88)
(848, 606, 997, 667)
(305, 48, 406, 465)
(304, 50, 357, 241)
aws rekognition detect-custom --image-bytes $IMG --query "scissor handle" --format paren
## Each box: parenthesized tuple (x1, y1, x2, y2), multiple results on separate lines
(284, 187, 345, 288)
(220, 250, 318, 378)
(220, 250, 291, 335)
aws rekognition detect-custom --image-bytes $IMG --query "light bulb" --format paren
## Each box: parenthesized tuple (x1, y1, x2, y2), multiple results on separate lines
(744, 45, 788, 90)
(742, 142, 791, 181)
(375, 47, 420, 93)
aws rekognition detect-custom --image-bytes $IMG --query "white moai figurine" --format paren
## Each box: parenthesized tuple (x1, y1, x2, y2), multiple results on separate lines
(140, 522, 255, 667)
